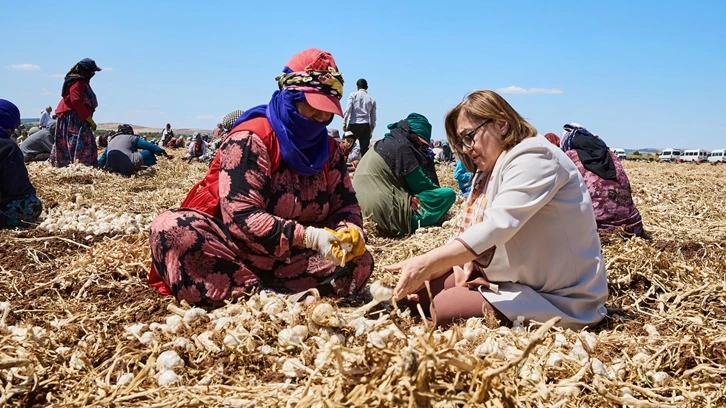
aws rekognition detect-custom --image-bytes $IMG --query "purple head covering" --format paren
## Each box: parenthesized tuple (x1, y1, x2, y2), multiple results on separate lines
(233, 89, 332, 176)
(0, 99, 21, 138)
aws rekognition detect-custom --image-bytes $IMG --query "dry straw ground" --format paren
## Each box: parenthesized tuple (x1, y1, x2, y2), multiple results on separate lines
(1, 156, 725, 407)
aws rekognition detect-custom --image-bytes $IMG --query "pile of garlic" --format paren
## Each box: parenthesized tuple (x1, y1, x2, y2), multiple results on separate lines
(111, 282, 658, 398)
(38, 199, 153, 236)
(38, 162, 110, 177)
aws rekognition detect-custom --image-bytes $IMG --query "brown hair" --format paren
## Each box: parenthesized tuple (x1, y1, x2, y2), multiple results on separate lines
(445, 90, 538, 173)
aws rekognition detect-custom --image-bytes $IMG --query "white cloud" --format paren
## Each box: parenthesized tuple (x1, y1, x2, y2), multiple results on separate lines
(7, 63, 40, 71)
(195, 115, 216, 120)
(496, 86, 563, 95)
(50, 73, 65, 78)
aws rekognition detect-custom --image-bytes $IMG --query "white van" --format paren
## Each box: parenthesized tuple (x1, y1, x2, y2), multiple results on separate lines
(611, 148, 626, 159)
(681, 149, 709, 163)
(659, 148, 681, 162)
(708, 149, 726, 163)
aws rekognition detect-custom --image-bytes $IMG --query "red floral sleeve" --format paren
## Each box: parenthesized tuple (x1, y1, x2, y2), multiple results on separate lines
(219, 131, 306, 261)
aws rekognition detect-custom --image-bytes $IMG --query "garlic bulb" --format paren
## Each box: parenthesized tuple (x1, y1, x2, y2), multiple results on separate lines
(281, 358, 307, 378)
(644, 324, 660, 337)
(173, 337, 194, 352)
(367, 332, 386, 349)
(223, 334, 241, 348)
(196, 331, 221, 353)
(582, 332, 598, 352)
(462, 327, 481, 343)
(649, 371, 668, 386)
(554, 333, 568, 348)
(547, 352, 563, 368)
(291, 325, 309, 340)
(125, 323, 146, 337)
(591, 358, 608, 377)
(116, 372, 134, 387)
(138, 331, 156, 346)
(369, 282, 393, 302)
(156, 350, 185, 371)
(157, 369, 181, 386)
(166, 315, 183, 333)
(262, 298, 285, 316)
(183, 308, 207, 325)
(568, 340, 588, 362)
(474, 337, 505, 360)
(278, 328, 303, 349)
(311, 303, 341, 328)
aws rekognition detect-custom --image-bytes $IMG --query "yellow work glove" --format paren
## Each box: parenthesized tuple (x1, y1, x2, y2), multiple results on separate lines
(325, 226, 366, 265)
(86, 117, 97, 131)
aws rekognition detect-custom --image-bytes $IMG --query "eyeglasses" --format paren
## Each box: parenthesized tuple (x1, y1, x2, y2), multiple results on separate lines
(454, 119, 491, 153)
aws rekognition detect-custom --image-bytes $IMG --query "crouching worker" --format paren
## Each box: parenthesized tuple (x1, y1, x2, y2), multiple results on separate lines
(341, 131, 361, 172)
(0, 99, 42, 228)
(148, 48, 373, 305)
(183, 132, 208, 162)
(98, 124, 171, 175)
(388, 91, 608, 330)
(21, 120, 56, 162)
(559, 123, 646, 237)
(353, 113, 456, 237)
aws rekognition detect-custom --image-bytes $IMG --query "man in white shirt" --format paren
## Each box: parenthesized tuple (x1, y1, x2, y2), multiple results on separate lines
(343, 78, 376, 156)
(39, 106, 52, 128)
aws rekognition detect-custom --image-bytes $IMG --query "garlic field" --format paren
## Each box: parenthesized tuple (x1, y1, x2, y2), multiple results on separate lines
(1, 159, 725, 407)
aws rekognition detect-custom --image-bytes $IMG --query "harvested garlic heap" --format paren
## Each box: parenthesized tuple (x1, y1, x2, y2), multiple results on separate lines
(37, 162, 108, 177)
(11, 283, 672, 404)
(37, 198, 153, 236)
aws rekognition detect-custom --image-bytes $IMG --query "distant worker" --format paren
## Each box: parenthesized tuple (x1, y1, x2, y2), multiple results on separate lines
(212, 123, 224, 139)
(21, 120, 56, 162)
(184, 132, 208, 162)
(353, 113, 456, 237)
(98, 124, 171, 175)
(39, 106, 52, 128)
(343, 78, 376, 157)
(453, 160, 472, 196)
(341, 130, 361, 172)
(160, 123, 174, 147)
(51, 58, 102, 168)
(559, 123, 646, 237)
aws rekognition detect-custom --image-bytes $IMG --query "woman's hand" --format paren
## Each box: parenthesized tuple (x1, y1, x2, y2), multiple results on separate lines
(385, 254, 432, 301)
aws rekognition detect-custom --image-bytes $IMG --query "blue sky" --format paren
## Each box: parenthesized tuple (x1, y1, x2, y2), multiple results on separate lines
(2, 1, 725, 149)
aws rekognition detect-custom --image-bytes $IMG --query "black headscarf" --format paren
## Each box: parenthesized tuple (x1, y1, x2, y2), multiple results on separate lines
(571, 132, 617, 181)
(374, 119, 439, 185)
(61, 58, 102, 96)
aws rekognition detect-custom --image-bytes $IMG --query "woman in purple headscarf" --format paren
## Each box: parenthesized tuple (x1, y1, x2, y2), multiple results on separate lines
(0, 99, 42, 228)
(148, 48, 373, 305)
(560, 123, 645, 237)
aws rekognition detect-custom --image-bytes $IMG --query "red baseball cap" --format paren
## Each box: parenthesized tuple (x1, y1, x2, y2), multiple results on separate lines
(284, 48, 344, 117)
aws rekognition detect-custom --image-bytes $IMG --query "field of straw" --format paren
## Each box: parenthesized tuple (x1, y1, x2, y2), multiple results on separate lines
(1, 156, 725, 407)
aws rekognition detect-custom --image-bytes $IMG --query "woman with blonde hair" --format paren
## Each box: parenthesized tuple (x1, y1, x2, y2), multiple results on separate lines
(386, 90, 608, 329)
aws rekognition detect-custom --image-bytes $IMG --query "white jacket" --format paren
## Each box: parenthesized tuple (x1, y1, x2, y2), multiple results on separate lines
(456, 137, 608, 329)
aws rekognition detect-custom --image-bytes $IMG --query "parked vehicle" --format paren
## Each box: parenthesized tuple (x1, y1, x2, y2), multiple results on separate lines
(680, 149, 709, 163)
(708, 149, 726, 163)
(659, 148, 681, 162)
(611, 148, 626, 159)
